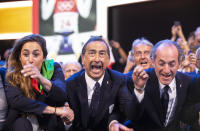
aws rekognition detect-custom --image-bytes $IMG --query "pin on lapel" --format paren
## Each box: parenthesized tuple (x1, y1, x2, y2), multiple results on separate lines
(107, 81, 109, 84)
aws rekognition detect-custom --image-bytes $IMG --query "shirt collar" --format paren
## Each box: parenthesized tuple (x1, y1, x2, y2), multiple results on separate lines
(85, 72, 104, 90)
(159, 78, 176, 93)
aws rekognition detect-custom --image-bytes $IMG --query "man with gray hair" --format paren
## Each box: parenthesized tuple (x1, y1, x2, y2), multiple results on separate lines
(124, 37, 153, 75)
(63, 61, 82, 80)
(126, 39, 192, 131)
(110, 40, 193, 131)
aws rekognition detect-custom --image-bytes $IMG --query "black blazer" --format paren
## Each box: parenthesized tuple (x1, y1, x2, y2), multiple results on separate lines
(182, 75, 200, 131)
(4, 62, 67, 131)
(66, 68, 130, 131)
(126, 68, 193, 131)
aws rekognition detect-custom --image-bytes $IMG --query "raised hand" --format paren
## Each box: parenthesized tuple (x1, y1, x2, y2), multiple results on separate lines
(189, 53, 196, 65)
(21, 61, 52, 91)
(171, 25, 178, 41)
(132, 65, 149, 89)
(21, 63, 42, 80)
(171, 26, 177, 37)
(111, 40, 121, 49)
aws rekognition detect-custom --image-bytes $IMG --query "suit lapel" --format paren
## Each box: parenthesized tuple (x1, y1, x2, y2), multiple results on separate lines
(146, 69, 164, 125)
(172, 73, 183, 120)
(78, 71, 90, 128)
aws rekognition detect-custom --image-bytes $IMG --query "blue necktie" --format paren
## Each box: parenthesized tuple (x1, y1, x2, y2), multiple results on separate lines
(161, 85, 169, 123)
(90, 82, 101, 118)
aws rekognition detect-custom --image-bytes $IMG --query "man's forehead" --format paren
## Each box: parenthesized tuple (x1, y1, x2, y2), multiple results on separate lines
(155, 52, 178, 63)
(156, 45, 178, 57)
(156, 57, 176, 62)
(66, 64, 78, 67)
(134, 44, 152, 51)
(157, 43, 178, 53)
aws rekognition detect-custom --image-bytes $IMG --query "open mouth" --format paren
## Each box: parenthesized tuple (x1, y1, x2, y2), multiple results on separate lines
(140, 61, 148, 67)
(91, 64, 103, 73)
(161, 74, 171, 80)
(141, 61, 147, 65)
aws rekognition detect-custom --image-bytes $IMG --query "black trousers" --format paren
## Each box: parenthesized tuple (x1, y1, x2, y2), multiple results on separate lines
(12, 117, 33, 131)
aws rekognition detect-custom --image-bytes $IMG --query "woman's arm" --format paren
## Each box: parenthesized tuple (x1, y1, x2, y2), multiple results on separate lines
(43, 105, 74, 123)
(5, 84, 47, 115)
(5, 84, 74, 123)
(21, 62, 67, 102)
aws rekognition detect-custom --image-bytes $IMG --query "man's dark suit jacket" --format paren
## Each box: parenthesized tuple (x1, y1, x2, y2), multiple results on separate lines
(4, 62, 67, 131)
(126, 68, 193, 131)
(66, 68, 130, 131)
(182, 75, 200, 131)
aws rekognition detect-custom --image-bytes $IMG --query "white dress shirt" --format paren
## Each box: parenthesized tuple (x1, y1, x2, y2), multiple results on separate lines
(135, 78, 177, 126)
(159, 79, 177, 126)
(85, 73, 104, 106)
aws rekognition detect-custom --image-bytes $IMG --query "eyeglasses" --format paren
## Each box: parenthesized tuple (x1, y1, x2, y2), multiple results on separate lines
(87, 50, 107, 58)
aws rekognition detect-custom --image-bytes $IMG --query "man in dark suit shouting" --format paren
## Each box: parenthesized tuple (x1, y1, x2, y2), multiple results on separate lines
(66, 36, 131, 131)
(110, 40, 193, 131)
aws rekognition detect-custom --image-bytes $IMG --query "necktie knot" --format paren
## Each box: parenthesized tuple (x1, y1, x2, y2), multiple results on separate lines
(163, 85, 169, 93)
(94, 82, 100, 90)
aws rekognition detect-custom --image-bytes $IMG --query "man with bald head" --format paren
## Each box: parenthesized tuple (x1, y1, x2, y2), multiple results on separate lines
(110, 40, 193, 131)
(127, 40, 193, 131)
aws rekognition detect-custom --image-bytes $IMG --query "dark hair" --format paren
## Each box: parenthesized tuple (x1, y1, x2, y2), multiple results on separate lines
(150, 39, 184, 63)
(6, 34, 47, 99)
(81, 36, 110, 57)
(13, 34, 47, 61)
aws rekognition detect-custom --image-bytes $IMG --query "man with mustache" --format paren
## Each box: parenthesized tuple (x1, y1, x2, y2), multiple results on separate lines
(65, 36, 131, 131)
(110, 40, 193, 131)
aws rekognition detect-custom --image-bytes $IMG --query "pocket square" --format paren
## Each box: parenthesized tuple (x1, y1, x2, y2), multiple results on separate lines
(109, 104, 114, 114)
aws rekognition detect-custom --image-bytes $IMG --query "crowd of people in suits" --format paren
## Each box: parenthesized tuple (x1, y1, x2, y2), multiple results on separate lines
(0, 23, 200, 131)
